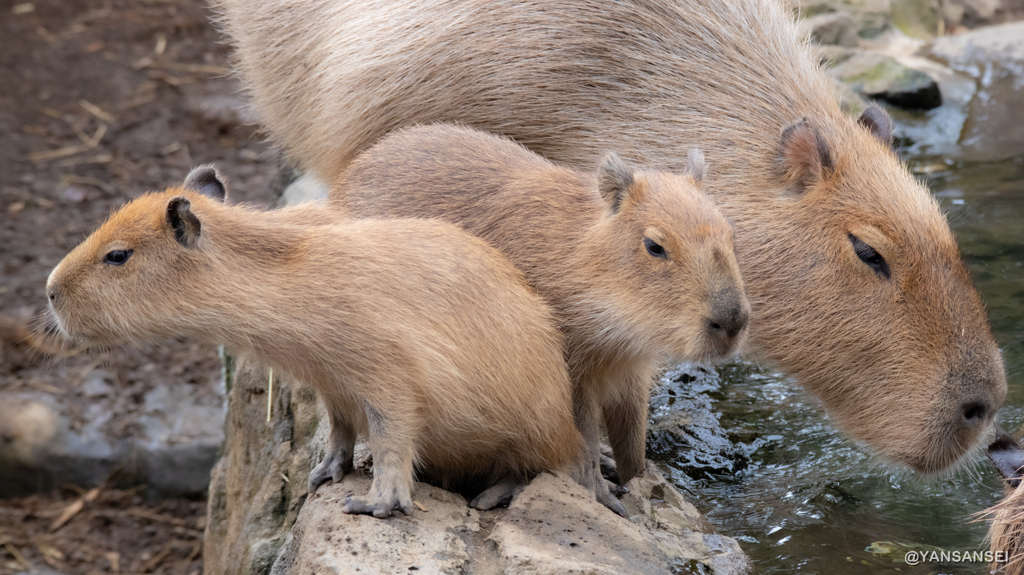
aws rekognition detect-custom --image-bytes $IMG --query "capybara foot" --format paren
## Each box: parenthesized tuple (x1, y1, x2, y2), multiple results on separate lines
(610, 481, 630, 498)
(470, 480, 525, 510)
(600, 452, 619, 483)
(341, 494, 413, 518)
(308, 449, 353, 493)
(597, 484, 627, 517)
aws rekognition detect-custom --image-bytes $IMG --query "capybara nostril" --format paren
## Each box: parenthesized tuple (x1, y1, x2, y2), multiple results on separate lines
(962, 400, 990, 428)
(707, 305, 749, 340)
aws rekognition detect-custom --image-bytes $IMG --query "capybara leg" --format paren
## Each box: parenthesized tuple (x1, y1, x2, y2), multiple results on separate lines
(603, 378, 650, 484)
(600, 449, 619, 483)
(571, 389, 627, 517)
(308, 407, 357, 493)
(470, 479, 526, 510)
(341, 402, 414, 518)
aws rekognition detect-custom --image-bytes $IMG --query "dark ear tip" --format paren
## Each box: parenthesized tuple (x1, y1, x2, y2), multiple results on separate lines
(167, 196, 191, 212)
(598, 152, 635, 213)
(858, 105, 894, 146)
(184, 164, 227, 201)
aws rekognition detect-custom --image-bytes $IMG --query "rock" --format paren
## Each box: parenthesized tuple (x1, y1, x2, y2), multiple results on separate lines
(0, 375, 224, 498)
(890, 0, 943, 39)
(926, 21, 1024, 161)
(204, 355, 753, 575)
(790, 1, 895, 38)
(799, 12, 860, 47)
(833, 51, 943, 109)
(959, 0, 1004, 26)
(271, 473, 479, 575)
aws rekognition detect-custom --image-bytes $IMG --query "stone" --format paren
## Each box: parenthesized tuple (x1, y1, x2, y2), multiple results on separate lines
(926, 22, 1024, 161)
(271, 473, 478, 575)
(890, 0, 943, 39)
(799, 12, 861, 47)
(833, 51, 942, 109)
(203, 355, 754, 575)
(0, 380, 224, 498)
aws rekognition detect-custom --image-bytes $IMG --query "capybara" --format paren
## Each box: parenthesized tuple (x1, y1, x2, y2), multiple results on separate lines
(214, 0, 1007, 474)
(45, 166, 583, 518)
(984, 431, 1024, 574)
(331, 124, 748, 514)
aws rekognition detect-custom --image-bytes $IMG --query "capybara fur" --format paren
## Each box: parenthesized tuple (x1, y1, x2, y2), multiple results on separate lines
(987, 484, 1024, 574)
(984, 431, 1024, 573)
(331, 124, 749, 514)
(214, 0, 1007, 473)
(45, 166, 583, 518)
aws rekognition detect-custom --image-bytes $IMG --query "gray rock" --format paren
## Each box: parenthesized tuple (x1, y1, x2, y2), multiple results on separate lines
(833, 51, 943, 109)
(800, 12, 861, 47)
(204, 356, 753, 575)
(790, 0, 894, 38)
(0, 379, 224, 497)
(926, 22, 1024, 161)
(271, 473, 478, 575)
(958, 0, 1004, 25)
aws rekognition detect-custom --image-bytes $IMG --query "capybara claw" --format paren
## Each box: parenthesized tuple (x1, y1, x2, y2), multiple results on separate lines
(341, 496, 413, 518)
(308, 451, 351, 493)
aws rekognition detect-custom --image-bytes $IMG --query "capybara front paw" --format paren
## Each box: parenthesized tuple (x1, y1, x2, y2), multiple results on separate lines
(340, 495, 413, 518)
(470, 481, 524, 510)
(308, 451, 352, 494)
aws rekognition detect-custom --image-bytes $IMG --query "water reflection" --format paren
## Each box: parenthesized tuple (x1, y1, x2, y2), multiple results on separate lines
(656, 157, 1024, 574)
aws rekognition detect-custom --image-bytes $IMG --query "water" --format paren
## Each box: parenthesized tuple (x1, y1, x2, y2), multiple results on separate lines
(653, 156, 1024, 574)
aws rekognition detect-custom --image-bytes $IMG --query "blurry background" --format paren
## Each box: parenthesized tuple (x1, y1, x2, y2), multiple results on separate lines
(0, 0, 1022, 574)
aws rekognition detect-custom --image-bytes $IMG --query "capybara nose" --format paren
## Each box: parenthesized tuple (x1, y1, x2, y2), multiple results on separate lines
(47, 287, 57, 303)
(962, 399, 992, 429)
(706, 304, 749, 340)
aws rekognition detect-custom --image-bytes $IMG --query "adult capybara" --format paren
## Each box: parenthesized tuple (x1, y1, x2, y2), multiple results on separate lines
(333, 124, 749, 514)
(45, 166, 583, 518)
(214, 0, 1007, 474)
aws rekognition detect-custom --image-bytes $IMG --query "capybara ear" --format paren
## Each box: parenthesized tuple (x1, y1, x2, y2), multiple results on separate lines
(598, 152, 635, 213)
(167, 197, 202, 248)
(686, 149, 706, 184)
(857, 105, 894, 148)
(183, 164, 227, 202)
(777, 118, 833, 194)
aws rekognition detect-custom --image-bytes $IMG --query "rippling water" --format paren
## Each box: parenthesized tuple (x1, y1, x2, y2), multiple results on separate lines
(654, 156, 1024, 574)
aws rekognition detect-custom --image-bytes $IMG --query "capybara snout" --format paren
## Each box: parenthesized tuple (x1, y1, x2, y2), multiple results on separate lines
(701, 245, 750, 357)
(614, 167, 750, 364)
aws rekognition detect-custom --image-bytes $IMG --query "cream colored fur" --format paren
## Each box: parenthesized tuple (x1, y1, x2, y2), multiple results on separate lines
(46, 172, 582, 518)
(332, 124, 748, 513)
(214, 0, 1007, 474)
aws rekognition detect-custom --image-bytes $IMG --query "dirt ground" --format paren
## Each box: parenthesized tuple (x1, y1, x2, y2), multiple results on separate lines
(1, 0, 280, 572)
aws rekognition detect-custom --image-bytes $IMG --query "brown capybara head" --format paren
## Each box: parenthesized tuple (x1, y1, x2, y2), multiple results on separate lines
(46, 167, 227, 347)
(741, 111, 1007, 474)
(586, 150, 749, 364)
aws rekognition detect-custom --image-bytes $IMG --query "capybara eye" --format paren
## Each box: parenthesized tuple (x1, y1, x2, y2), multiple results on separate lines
(103, 249, 133, 266)
(644, 237, 667, 259)
(848, 234, 890, 279)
